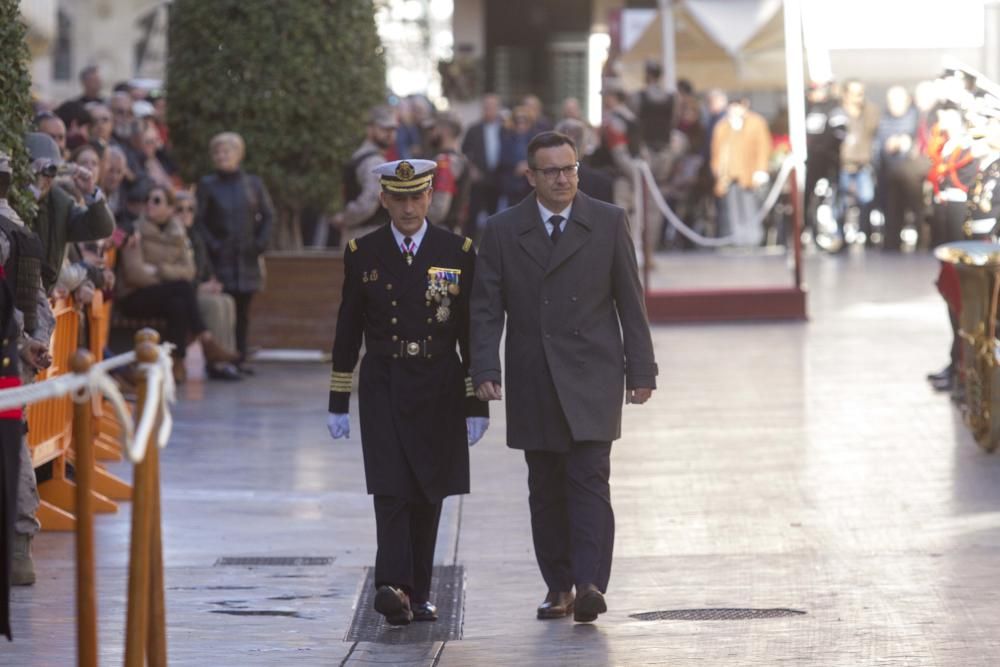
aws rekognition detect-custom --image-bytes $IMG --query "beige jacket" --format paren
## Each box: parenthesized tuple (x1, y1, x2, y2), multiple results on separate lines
(118, 215, 195, 298)
(710, 110, 772, 195)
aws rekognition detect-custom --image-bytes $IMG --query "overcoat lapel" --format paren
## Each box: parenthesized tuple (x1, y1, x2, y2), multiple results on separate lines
(515, 196, 551, 271)
(545, 193, 593, 276)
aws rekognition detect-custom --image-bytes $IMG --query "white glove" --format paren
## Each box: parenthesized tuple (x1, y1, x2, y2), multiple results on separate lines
(467, 417, 489, 447)
(752, 170, 770, 187)
(327, 413, 350, 439)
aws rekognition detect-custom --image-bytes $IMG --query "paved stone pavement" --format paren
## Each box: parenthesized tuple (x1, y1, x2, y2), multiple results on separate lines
(9, 250, 1000, 666)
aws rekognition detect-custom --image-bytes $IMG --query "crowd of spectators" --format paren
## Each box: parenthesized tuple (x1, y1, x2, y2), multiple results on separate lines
(27, 65, 272, 385)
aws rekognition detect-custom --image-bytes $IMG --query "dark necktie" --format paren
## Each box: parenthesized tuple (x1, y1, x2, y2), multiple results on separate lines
(402, 236, 415, 265)
(549, 215, 564, 244)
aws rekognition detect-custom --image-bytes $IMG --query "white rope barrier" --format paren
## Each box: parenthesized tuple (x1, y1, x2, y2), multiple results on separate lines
(0, 343, 176, 463)
(633, 154, 799, 248)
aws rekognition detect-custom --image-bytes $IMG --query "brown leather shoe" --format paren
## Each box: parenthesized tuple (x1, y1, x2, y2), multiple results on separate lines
(573, 584, 607, 623)
(537, 591, 575, 619)
(374, 585, 413, 626)
(200, 334, 240, 364)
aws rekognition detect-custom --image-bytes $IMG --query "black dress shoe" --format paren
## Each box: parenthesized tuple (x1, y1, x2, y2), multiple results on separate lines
(573, 585, 607, 623)
(931, 373, 955, 392)
(537, 591, 575, 619)
(236, 363, 256, 376)
(412, 601, 438, 622)
(206, 363, 242, 381)
(927, 365, 953, 382)
(374, 585, 413, 626)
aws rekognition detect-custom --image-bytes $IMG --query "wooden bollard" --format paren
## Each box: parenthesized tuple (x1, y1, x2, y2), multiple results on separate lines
(124, 339, 160, 667)
(71, 350, 97, 667)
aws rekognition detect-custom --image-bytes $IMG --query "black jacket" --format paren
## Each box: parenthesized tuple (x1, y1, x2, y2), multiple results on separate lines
(194, 170, 274, 293)
(329, 223, 488, 502)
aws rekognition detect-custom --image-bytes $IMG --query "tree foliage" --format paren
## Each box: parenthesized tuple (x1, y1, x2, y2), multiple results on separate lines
(0, 0, 38, 222)
(168, 0, 387, 249)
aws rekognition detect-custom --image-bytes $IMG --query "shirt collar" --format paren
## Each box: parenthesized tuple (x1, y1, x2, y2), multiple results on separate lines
(537, 200, 572, 227)
(390, 219, 428, 253)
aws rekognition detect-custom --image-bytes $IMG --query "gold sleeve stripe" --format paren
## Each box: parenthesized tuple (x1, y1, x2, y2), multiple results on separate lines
(331, 370, 354, 392)
(465, 377, 475, 398)
(348, 239, 358, 252)
(462, 237, 473, 253)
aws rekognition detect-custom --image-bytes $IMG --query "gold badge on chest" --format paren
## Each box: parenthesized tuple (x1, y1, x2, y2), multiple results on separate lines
(362, 269, 379, 283)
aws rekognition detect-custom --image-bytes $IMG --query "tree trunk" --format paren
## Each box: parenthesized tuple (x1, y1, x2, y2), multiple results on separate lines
(274, 205, 304, 251)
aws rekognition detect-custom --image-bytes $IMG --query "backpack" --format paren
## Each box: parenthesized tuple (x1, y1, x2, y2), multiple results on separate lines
(638, 90, 675, 149)
(341, 149, 380, 206)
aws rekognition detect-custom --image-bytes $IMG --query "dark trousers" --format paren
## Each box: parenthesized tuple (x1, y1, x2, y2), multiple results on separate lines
(882, 157, 928, 251)
(118, 281, 206, 357)
(373, 495, 443, 603)
(227, 291, 255, 363)
(525, 441, 614, 594)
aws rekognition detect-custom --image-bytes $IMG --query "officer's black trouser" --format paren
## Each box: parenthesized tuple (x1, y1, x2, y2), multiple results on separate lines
(525, 441, 614, 594)
(373, 495, 442, 603)
(931, 201, 967, 250)
(118, 281, 207, 357)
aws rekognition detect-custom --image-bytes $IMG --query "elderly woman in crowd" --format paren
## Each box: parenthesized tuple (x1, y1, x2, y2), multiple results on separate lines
(175, 190, 240, 381)
(194, 131, 273, 373)
(116, 184, 239, 383)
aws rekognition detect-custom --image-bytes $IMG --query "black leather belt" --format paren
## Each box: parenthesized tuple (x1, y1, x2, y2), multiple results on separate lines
(366, 338, 450, 359)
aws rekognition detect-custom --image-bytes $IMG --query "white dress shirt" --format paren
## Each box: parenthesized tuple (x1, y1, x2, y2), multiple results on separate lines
(537, 201, 572, 237)
(390, 219, 428, 255)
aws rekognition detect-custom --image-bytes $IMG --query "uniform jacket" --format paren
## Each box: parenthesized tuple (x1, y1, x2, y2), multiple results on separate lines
(117, 216, 195, 298)
(470, 191, 657, 452)
(194, 170, 274, 293)
(329, 223, 488, 502)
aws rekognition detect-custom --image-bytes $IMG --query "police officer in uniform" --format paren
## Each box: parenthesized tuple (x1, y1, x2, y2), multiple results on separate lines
(327, 159, 489, 626)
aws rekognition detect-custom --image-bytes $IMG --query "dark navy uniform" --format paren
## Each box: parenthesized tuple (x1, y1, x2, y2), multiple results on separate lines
(328, 159, 487, 610)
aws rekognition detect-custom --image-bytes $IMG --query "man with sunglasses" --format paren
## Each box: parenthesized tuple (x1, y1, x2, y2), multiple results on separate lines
(470, 131, 657, 623)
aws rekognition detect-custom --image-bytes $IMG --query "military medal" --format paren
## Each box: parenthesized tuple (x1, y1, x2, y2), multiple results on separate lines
(426, 266, 461, 323)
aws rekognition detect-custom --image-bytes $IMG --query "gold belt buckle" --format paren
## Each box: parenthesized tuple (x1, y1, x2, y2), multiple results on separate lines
(406, 341, 420, 357)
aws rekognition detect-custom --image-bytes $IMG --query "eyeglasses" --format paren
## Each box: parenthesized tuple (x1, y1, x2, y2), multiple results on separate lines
(176, 205, 194, 214)
(531, 163, 579, 180)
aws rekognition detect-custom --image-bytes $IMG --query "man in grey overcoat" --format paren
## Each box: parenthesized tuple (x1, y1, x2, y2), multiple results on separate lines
(470, 131, 657, 623)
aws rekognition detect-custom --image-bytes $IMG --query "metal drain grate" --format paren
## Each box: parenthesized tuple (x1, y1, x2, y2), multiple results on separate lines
(630, 608, 807, 621)
(215, 556, 334, 567)
(345, 565, 464, 644)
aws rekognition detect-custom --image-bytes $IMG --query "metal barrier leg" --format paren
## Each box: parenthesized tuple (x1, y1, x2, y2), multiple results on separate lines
(72, 351, 98, 667)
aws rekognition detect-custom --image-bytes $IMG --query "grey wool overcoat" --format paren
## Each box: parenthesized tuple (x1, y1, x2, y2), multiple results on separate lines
(469, 191, 658, 452)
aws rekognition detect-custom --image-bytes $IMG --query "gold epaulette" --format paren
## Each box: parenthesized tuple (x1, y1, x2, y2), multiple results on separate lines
(462, 237, 473, 253)
(464, 377, 475, 398)
(348, 239, 358, 253)
(330, 369, 354, 393)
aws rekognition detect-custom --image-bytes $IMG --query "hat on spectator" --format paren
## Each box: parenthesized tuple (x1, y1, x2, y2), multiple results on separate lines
(369, 105, 399, 129)
(24, 132, 63, 172)
(373, 159, 436, 194)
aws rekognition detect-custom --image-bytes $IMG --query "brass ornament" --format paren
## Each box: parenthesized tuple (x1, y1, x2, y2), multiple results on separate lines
(395, 161, 415, 180)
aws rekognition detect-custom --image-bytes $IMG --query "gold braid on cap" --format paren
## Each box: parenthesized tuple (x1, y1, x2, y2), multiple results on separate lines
(380, 160, 434, 193)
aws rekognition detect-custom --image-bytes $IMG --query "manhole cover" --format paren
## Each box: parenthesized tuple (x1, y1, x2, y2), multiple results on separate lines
(345, 565, 464, 644)
(215, 556, 334, 567)
(630, 608, 807, 621)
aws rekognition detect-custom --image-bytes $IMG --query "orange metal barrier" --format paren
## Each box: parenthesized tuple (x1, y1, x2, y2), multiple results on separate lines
(26, 295, 132, 531)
